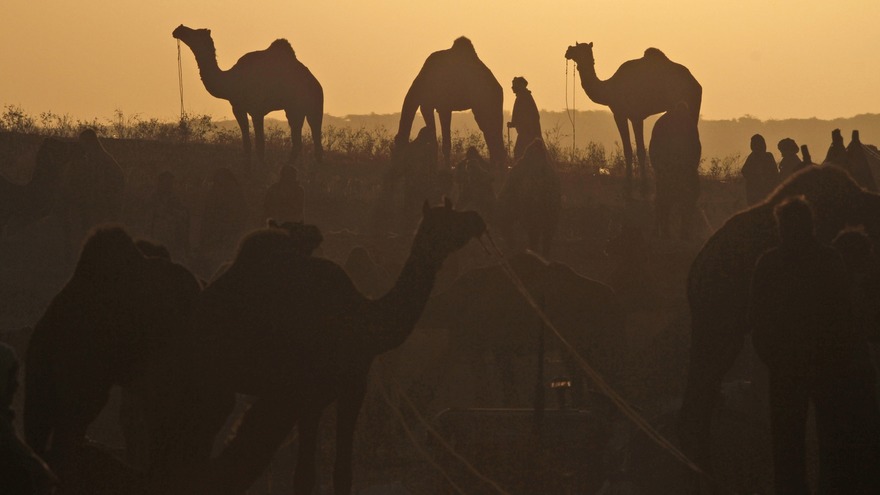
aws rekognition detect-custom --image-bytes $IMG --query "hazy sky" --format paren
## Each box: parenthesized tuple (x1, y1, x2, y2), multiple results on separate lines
(2, 1, 878, 123)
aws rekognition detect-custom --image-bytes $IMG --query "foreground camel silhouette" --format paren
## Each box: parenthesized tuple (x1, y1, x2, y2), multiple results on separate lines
(173, 25, 324, 164)
(565, 42, 702, 196)
(678, 165, 880, 479)
(23, 227, 201, 491)
(171, 199, 485, 495)
(395, 37, 505, 168)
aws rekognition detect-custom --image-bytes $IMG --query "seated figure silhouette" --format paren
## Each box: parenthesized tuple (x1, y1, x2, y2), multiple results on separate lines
(777, 138, 803, 182)
(845, 130, 877, 191)
(0, 343, 56, 495)
(508, 77, 542, 161)
(149, 171, 190, 262)
(740, 134, 779, 205)
(453, 146, 495, 220)
(749, 197, 880, 493)
(263, 166, 305, 224)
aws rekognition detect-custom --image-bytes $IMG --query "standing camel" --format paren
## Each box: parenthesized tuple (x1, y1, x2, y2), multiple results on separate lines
(564, 42, 702, 196)
(678, 166, 880, 481)
(173, 25, 324, 165)
(395, 37, 506, 169)
(168, 199, 485, 495)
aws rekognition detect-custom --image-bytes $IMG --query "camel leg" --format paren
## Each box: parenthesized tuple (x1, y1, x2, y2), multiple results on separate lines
(286, 109, 306, 165)
(232, 106, 251, 161)
(252, 113, 266, 164)
(334, 376, 369, 495)
(472, 104, 506, 169)
(633, 119, 649, 197)
(206, 396, 298, 495)
(293, 407, 322, 495)
(677, 317, 745, 481)
(438, 109, 452, 170)
(613, 114, 634, 197)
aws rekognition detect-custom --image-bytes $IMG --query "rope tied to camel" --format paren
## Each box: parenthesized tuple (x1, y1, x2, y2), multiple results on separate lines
(177, 39, 185, 120)
(564, 60, 577, 162)
(479, 231, 737, 495)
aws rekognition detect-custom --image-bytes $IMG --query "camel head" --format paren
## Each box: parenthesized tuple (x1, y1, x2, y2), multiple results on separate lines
(172, 25, 215, 54)
(565, 42, 594, 65)
(412, 198, 486, 263)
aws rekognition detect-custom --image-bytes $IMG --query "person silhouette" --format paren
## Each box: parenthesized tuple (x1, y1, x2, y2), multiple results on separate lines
(149, 171, 190, 261)
(800, 144, 814, 167)
(824, 128, 847, 165)
(749, 197, 880, 493)
(263, 165, 305, 224)
(453, 146, 495, 219)
(777, 138, 803, 182)
(740, 134, 779, 205)
(845, 130, 877, 191)
(0, 343, 56, 494)
(508, 77, 542, 161)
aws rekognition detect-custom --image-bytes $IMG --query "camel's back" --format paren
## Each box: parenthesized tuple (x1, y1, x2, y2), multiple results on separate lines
(609, 51, 702, 119)
(413, 48, 502, 109)
(227, 39, 323, 106)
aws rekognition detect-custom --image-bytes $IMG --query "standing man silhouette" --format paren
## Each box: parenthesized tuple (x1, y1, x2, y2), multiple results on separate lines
(508, 77, 542, 161)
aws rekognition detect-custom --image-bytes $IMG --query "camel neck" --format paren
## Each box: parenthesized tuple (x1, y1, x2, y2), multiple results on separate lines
(367, 240, 444, 355)
(575, 62, 611, 106)
(189, 47, 231, 99)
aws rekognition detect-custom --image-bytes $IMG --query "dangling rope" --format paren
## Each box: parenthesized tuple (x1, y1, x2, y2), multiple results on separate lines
(177, 39, 186, 119)
(564, 60, 577, 163)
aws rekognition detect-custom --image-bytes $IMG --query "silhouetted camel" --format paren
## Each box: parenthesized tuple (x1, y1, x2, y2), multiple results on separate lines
(395, 37, 505, 169)
(649, 102, 702, 239)
(23, 227, 201, 490)
(420, 251, 625, 406)
(497, 140, 561, 257)
(678, 165, 880, 477)
(565, 42, 702, 196)
(0, 137, 78, 235)
(173, 25, 324, 164)
(172, 199, 485, 495)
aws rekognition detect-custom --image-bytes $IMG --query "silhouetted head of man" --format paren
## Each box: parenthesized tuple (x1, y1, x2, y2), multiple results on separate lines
(778, 138, 799, 157)
(750, 134, 767, 154)
(832, 128, 844, 146)
(774, 196, 815, 247)
(512, 76, 528, 94)
(851, 129, 861, 144)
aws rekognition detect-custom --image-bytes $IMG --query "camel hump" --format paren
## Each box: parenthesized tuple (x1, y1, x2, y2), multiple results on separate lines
(269, 38, 296, 57)
(452, 36, 477, 55)
(644, 47, 668, 59)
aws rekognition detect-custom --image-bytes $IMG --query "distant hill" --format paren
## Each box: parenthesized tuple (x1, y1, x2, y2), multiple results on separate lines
(219, 111, 880, 163)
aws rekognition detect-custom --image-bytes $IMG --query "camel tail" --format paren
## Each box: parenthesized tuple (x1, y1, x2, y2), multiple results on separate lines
(23, 336, 54, 455)
(396, 81, 421, 145)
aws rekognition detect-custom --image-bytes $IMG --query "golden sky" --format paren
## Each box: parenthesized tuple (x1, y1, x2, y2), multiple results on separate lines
(2, 1, 878, 122)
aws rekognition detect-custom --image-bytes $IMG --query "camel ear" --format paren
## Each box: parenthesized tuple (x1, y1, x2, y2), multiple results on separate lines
(423, 200, 431, 216)
(444, 196, 453, 210)
(588, 42, 593, 47)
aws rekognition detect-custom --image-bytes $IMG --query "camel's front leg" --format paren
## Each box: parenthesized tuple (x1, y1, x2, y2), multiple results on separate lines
(632, 119, 649, 197)
(252, 113, 266, 164)
(438, 109, 452, 169)
(285, 109, 306, 165)
(293, 407, 322, 495)
(206, 396, 298, 495)
(334, 376, 368, 495)
(232, 106, 251, 160)
(613, 113, 634, 197)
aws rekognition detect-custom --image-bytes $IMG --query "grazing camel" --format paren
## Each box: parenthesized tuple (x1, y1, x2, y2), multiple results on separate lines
(678, 166, 880, 476)
(395, 37, 505, 169)
(173, 25, 324, 165)
(170, 199, 485, 495)
(565, 42, 702, 196)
